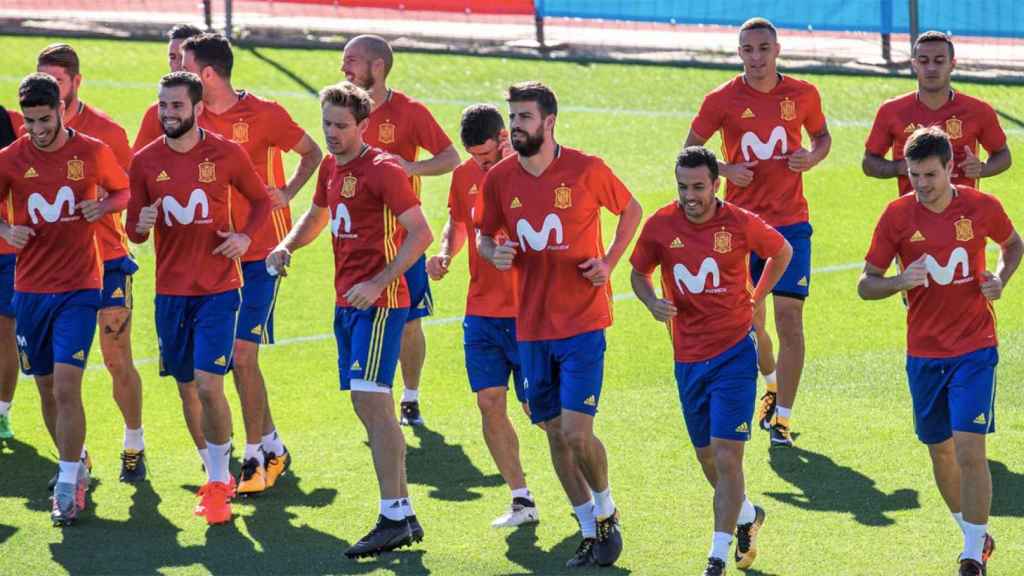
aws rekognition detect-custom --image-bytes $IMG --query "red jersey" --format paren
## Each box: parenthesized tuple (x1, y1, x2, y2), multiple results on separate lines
(448, 158, 517, 318)
(364, 89, 453, 197)
(631, 200, 785, 362)
(0, 110, 24, 255)
(126, 130, 271, 296)
(691, 75, 826, 228)
(865, 186, 1014, 358)
(312, 147, 421, 308)
(480, 147, 634, 341)
(0, 131, 127, 293)
(199, 91, 306, 262)
(133, 102, 162, 153)
(865, 91, 1007, 196)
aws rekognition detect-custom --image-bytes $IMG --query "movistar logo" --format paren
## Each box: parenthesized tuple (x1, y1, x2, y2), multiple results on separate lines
(28, 186, 76, 224)
(331, 202, 352, 236)
(516, 213, 564, 251)
(163, 189, 209, 225)
(673, 258, 721, 294)
(740, 126, 788, 162)
(923, 247, 970, 287)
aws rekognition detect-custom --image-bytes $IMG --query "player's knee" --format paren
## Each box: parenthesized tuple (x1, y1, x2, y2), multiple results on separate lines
(103, 351, 137, 382)
(953, 442, 987, 471)
(232, 343, 259, 373)
(476, 389, 507, 417)
(560, 426, 591, 455)
(775, 306, 804, 337)
(713, 449, 743, 478)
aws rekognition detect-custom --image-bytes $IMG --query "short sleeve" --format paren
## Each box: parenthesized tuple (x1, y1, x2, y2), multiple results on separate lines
(132, 105, 163, 153)
(586, 159, 633, 215)
(378, 160, 420, 216)
(479, 169, 504, 238)
(690, 91, 725, 141)
(865, 103, 894, 157)
(106, 125, 133, 171)
(976, 102, 1008, 155)
(229, 143, 269, 203)
(629, 217, 661, 275)
(7, 111, 24, 136)
(312, 158, 332, 208)
(984, 194, 1015, 245)
(447, 169, 464, 222)
(266, 102, 306, 152)
(97, 144, 129, 191)
(126, 155, 151, 243)
(411, 102, 453, 156)
(802, 84, 827, 135)
(864, 207, 899, 271)
(744, 211, 786, 259)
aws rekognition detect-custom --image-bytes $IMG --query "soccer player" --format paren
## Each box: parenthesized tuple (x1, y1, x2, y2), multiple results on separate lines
(37, 43, 148, 481)
(133, 23, 204, 152)
(864, 31, 1010, 196)
(0, 73, 130, 525)
(341, 34, 460, 426)
(0, 106, 23, 440)
(265, 81, 432, 558)
(425, 104, 539, 528)
(181, 33, 323, 495)
(630, 147, 792, 575)
(478, 81, 642, 568)
(684, 17, 832, 447)
(858, 127, 1021, 576)
(127, 71, 272, 524)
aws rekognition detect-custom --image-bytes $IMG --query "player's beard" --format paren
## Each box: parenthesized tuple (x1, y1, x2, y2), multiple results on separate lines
(511, 126, 544, 157)
(63, 88, 77, 112)
(161, 113, 195, 139)
(32, 117, 63, 149)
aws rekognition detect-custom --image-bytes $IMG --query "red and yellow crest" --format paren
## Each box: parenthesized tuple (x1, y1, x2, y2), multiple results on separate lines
(553, 184, 572, 209)
(66, 157, 84, 181)
(378, 121, 396, 145)
(713, 229, 732, 254)
(231, 122, 250, 143)
(198, 160, 216, 183)
(954, 217, 974, 242)
(780, 98, 796, 121)
(945, 117, 963, 140)
(341, 175, 358, 198)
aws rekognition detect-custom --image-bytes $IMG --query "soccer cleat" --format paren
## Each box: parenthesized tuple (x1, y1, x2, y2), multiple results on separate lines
(264, 447, 290, 488)
(982, 532, 995, 564)
(48, 450, 92, 492)
(565, 537, 596, 568)
(770, 422, 794, 447)
(491, 497, 540, 528)
(959, 558, 985, 576)
(734, 505, 766, 569)
(237, 457, 267, 495)
(197, 481, 233, 525)
(119, 449, 147, 483)
(755, 391, 776, 431)
(703, 556, 727, 576)
(594, 509, 623, 567)
(0, 413, 13, 439)
(51, 482, 80, 527)
(344, 515, 414, 559)
(400, 401, 424, 426)
(407, 514, 424, 543)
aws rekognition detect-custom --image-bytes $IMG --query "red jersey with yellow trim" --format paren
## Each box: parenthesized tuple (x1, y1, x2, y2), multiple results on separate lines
(480, 147, 634, 342)
(691, 75, 826, 228)
(133, 102, 162, 153)
(631, 200, 785, 362)
(198, 91, 306, 262)
(363, 89, 453, 197)
(312, 147, 421, 308)
(865, 91, 1007, 195)
(865, 186, 1014, 358)
(448, 158, 518, 318)
(0, 131, 127, 292)
(0, 110, 24, 255)
(127, 130, 269, 296)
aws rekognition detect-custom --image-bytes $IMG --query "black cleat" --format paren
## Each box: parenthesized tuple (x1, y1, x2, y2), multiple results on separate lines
(406, 514, 424, 543)
(755, 391, 777, 431)
(119, 449, 147, 483)
(565, 537, 596, 568)
(734, 505, 766, 569)
(959, 558, 985, 576)
(344, 515, 413, 559)
(594, 509, 623, 566)
(400, 401, 424, 426)
(703, 556, 726, 576)
(769, 422, 794, 447)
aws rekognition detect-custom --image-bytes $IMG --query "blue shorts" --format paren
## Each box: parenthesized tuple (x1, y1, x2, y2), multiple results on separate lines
(674, 332, 758, 448)
(907, 347, 998, 444)
(155, 290, 241, 383)
(0, 254, 14, 318)
(750, 221, 812, 299)
(236, 261, 280, 344)
(101, 256, 139, 309)
(14, 289, 101, 376)
(464, 315, 525, 402)
(335, 306, 409, 391)
(405, 255, 433, 322)
(518, 329, 606, 424)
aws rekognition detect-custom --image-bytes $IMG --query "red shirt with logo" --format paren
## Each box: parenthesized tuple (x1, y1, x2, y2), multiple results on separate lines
(691, 75, 826, 228)
(480, 147, 634, 341)
(865, 186, 1014, 358)
(363, 90, 453, 197)
(133, 103, 162, 153)
(0, 110, 24, 255)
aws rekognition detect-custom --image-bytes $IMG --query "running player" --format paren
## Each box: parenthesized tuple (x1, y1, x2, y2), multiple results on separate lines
(265, 81, 432, 558)
(425, 104, 538, 528)
(341, 34, 460, 426)
(127, 71, 272, 524)
(133, 23, 204, 152)
(630, 147, 791, 575)
(0, 106, 23, 440)
(0, 73, 130, 525)
(858, 127, 1021, 576)
(479, 81, 642, 568)
(684, 17, 832, 447)
(181, 33, 323, 495)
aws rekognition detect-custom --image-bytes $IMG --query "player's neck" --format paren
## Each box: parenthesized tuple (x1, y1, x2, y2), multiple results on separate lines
(369, 85, 389, 112)
(919, 185, 956, 214)
(517, 139, 558, 177)
(916, 87, 953, 111)
(203, 83, 240, 115)
(334, 141, 368, 166)
(682, 199, 719, 224)
(64, 98, 82, 123)
(166, 126, 202, 154)
(743, 71, 781, 93)
(36, 127, 71, 153)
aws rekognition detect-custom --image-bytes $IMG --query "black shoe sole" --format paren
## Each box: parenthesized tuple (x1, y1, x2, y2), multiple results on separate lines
(344, 536, 414, 559)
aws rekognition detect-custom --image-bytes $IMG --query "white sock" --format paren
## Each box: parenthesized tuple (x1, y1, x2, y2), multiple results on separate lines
(0, 400, 10, 416)
(709, 531, 733, 561)
(763, 371, 777, 386)
(402, 388, 419, 403)
(401, 497, 415, 518)
(593, 487, 616, 519)
(198, 447, 212, 472)
(57, 460, 80, 485)
(80, 445, 88, 460)
(511, 487, 532, 502)
(123, 427, 145, 451)
(206, 441, 231, 484)
(244, 443, 264, 466)
(952, 512, 966, 533)
(381, 498, 404, 521)
(261, 430, 285, 455)
(738, 497, 757, 525)
(573, 500, 597, 538)
(776, 406, 792, 420)
(962, 521, 987, 562)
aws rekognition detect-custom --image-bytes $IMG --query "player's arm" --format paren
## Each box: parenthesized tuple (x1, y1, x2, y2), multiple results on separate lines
(981, 230, 1023, 301)
(857, 258, 927, 300)
(788, 126, 831, 173)
(630, 270, 677, 322)
(426, 215, 466, 281)
(273, 133, 323, 206)
(684, 127, 757, 188)
(862, 151, 906, 179)
(580, 197, 643, 286)
(215, 150, 273, 259)
(126, 161, 159, 244)
(0, 178, 34, 249)
(265, 202, 330, 275)
(345, 206, 434, 309)
(396, 144, 460, 177)
(959, 145, 1011, 181)
(80, 145, 130, 223)
(751, 240, 793, 304)
(863, 106, 902, 178)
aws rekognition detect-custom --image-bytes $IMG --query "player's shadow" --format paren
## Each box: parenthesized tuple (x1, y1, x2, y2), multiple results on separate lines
(0, 524, 15, 546)
(765, 446, 919, 526)
(990, 459, 1024, 517)
(246, 46, 319, 97)
(0, 437, 62, 512)
(503, 523, 631, 575)
(406, 424, 504, 501)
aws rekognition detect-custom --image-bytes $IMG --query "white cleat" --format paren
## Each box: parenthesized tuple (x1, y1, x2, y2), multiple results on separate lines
(491, 502, 539, 528)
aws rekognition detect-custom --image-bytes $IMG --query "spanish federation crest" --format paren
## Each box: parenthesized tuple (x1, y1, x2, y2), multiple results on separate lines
(954, 217, 974, 242)
(231, 122, 249, 143)
(713, 229, 732, 254)
(553, 184, 572, 209)
(378, 121, 396, 145)
(945, 117, 963, 140)
(341, 175, 357, 198)
(66, 157, 84, 181)
(780, 98, 796, 121)
(198, 160, 216, 183)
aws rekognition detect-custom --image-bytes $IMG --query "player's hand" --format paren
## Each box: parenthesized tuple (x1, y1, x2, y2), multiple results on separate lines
(2, 225, 35, 249)
(579, 257, 611, 286)
(136, 198, 161, 234)
(959, 146, 984, 179)
(212, 230, 251, 259)
(490, 242, 517, 271)
(722, 161, 757, 187)
(265, 246, 291, 277)
(426, 254, 451, 281)
(77, 199, 107, 222)
(980, 271, 1003, 301)
(268, 187, 290, 210)
(898, 254, 929, 290)
(345, 278, 385, 310)
(380, 153, 414, 176)
(644, 297, 678, 322)
(787, 147, 817, 172)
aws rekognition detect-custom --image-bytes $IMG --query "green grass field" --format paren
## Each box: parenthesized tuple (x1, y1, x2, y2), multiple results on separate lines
(0, 35, 1022, 575)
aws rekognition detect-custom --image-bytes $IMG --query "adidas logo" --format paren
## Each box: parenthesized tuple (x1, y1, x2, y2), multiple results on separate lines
(250, 325, 262, 335)
(670, 237, 684, 248)
(583, 395, 597, 407)
(974, 413, 987, 425)
(213, 356, 227, 367)
(735, 422, 750, 433)
(72, 350, 85, 361)
(156, 170, 171, 182)
(741, 108, 755, 119)
(111, 287, 124, 299)
(797, 276, 808, 287)
(351, 360, 362, 370)
(510, 197, 522, 209)
(910, 230, 926, 242)
(24, 166, 38, 178)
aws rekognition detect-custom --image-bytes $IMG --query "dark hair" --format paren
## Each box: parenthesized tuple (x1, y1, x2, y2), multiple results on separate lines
(904, 126, 952, 165)
(913, 30, 955, 59)
(319, 81, 373, 123)
(19, 73, 61, 109)
(37, 43, 80, 77)
(348, 35, 394, 77)
(507, 81, 558, 117)
(460, 104, 505, 148)
(739, 17, 777, 39)
(676, 146, 719, 180)
(160, 71, 204, 105)
(181, 33, 233, 79)
(168, 23, 204, 41)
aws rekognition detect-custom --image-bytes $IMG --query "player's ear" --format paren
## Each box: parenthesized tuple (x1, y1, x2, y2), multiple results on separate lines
(72, 74, 83, 92)
(194, 100, 204, 116)
(357, 117, 369, 135)
(544, 113, 556, 133)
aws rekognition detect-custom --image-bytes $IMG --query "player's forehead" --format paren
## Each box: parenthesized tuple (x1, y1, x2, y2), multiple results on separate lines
(322, 103, 357, 123)
(342, 42, 370, 61)
(739, 28, 776, 48)
(36, 64, 73, 81)
(168, 39, 184, 54)
(907, 155, 946, 172)
(21, 104, 57, 120)
(466, 139, 498, 155)
(914, 40, 951, 59)
(508, 100, 541, 116)
(676, 163, 713, 184)
(158, 84, 192, 103)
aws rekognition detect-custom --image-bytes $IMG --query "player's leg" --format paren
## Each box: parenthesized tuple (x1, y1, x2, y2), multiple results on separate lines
(769, 223, 812, 447)
(0, 254, 18, 439)
(751, 302, 778, 431)
(398, 257, 431, 426)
